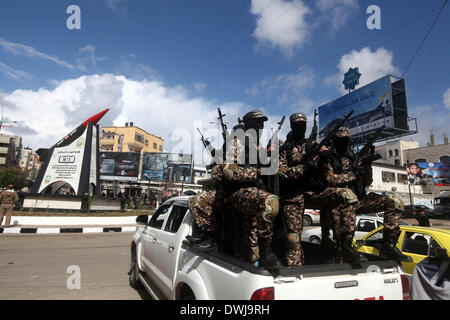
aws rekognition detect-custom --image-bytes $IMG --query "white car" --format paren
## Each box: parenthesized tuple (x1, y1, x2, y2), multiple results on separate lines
(303, 209, 320, 227)
(302, 215, 386, 245)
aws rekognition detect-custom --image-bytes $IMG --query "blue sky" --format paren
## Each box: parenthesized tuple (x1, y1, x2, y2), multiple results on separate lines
(0, 0, 449, 162)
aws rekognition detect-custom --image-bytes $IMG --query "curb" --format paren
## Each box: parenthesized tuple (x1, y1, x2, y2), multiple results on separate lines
(0, 225, 137, 234)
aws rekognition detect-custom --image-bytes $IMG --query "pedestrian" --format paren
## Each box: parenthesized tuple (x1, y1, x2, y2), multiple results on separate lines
(414, 208, 431, 227)
(0, 184, 19, 228)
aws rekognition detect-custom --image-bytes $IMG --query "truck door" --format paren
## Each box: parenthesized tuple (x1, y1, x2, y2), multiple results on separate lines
(141, 202, 172, 277)
(151, 204, 188, 298)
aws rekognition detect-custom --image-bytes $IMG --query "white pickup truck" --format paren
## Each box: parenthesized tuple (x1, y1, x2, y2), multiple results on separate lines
(129, 196, 410, 300)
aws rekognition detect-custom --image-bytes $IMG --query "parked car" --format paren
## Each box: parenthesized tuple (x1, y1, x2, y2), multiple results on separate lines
(129, 196, 409, 300)
(303, 209, 320, 227)
(354, 225, 450, 275)
(302, 215, 387, 245)
(402, 205, 434, 218)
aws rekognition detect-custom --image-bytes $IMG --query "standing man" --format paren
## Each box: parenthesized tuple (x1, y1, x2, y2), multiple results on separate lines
(224, 110, 282, 268)
(0, 185, 19, 228)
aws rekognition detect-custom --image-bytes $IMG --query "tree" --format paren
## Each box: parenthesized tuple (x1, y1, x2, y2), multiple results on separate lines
(0, 166, 28, 189)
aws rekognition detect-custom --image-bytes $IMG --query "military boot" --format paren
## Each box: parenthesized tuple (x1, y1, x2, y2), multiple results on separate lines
(194, 231, 219, 251)
(380, 234, 412, 262)
(185, 223, 204, 244)
(259, 240, 282, 269)
(341, 234, 362, 265)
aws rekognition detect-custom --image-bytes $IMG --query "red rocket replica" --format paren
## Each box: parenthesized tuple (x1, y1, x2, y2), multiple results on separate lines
(36, 108, 109, 161)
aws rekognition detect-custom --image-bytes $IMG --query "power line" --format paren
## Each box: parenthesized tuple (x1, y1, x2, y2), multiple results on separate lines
(174, 0, 279, 84)
(224, 4, 444, 103)
(402, 0, 448, 77)
(171, 0, 251, 77)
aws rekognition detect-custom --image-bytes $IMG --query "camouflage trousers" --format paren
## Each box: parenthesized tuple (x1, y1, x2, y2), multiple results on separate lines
(188, 188, 227, 232)
(281, 194, 305, 266)
(231, 187, 279, 263)
(304, 187, 358, 239)
(355, 192, 404, 242)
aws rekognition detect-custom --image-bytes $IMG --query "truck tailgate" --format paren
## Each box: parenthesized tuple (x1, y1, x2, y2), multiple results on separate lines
(273, 263, 403, 300)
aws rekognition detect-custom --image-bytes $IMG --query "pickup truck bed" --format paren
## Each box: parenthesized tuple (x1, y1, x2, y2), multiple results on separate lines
(131, 196, 409, 300)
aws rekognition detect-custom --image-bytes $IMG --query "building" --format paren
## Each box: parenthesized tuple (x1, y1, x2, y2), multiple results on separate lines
(100, 122, 164, 153)
(0, 133, 22, 167)
(18, 147, 41, 180)
(369, 162, 432, 206)
(402, 135, 450, 196)
(374, 139, 419, 167)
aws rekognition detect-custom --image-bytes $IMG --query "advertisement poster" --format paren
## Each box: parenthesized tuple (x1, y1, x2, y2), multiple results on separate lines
(407, 162, 450, 186)
(318, 75, 394, 139)
(142, 153, 192, 183)
(100, 152, 140, 182)
(38, 128, 87, 193)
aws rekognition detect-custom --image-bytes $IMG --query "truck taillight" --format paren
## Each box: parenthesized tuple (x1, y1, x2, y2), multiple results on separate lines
(401, 275, 411, 300)
(250, 287, 274, 300)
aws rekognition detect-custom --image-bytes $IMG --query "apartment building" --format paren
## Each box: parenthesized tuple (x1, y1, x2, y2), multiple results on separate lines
(100, 122, 164, 153)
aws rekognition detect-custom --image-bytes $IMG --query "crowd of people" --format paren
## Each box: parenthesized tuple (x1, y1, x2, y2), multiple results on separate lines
(186, 109, 414, 269)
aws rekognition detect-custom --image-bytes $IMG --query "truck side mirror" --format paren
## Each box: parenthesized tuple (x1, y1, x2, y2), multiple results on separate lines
(136, 215, 148, 225)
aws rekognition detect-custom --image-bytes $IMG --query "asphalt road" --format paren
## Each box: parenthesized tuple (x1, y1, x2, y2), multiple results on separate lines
(0, 232, 151, 300)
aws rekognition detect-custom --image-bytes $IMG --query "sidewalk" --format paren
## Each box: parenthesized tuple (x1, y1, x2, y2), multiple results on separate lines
(0, 216, 138, 234)
(401, 218, 450, 227)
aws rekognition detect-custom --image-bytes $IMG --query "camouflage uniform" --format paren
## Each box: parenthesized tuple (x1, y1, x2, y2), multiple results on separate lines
(316, 127, 359, 263)
(223, 110, 280, 264)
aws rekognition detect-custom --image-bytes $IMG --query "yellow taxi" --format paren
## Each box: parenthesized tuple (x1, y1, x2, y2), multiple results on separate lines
(354, 225, 450, 274)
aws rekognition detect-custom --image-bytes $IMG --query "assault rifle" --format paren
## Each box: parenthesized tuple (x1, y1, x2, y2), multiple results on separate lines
(197, 128, 215, 158)
(303, 110, 354, 168)
(217, 107, 229, 143)
(267, 116, 286, 152)
(352, 126, 385, 198)
(305, 109, 318, 152)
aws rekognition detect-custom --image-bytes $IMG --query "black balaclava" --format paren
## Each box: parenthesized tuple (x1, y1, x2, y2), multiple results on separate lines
(290, 121, 306, 141)
(333, 137, 350, 154)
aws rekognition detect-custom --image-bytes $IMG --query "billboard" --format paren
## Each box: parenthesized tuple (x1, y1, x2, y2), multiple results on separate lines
(407, 162, 450, 187)
(319, 75, 398, 139)
(100, 152, 140, 182)
(142, 153, 192, 183)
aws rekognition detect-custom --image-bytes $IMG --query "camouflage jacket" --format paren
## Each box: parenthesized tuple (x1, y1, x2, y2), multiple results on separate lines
(320, 149, 357, 188)
(278, 137, 308, 182)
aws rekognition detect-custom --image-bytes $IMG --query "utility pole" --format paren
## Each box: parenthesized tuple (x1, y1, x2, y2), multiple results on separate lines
(0, 105, 18, 132)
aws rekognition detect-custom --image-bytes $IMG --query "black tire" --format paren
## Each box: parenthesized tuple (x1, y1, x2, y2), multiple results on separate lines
(129, 247, 142, 289)
(303, 215, 312, 227)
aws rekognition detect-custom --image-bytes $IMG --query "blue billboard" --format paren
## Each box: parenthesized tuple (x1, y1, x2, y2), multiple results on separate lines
(142, 153, 192, 183)
(408, 162, 450, 187)
(318, 75, 394, 139)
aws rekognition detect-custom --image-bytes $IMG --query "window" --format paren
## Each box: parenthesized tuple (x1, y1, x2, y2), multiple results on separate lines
(164, 205, 188, 233)
(401, 232, 431, 256)
(363, 229, 384, 249)
(440, 155, 450, 163)
(135, 133, 145, 143)
(397, 173, 407, 184)
(148, 203, 172, 229)
(159, 145, 163, 152)
(382, 171, 395, 183)
(395, 159, 400, 166)
(388, 150, 393, 157)
(415, 158, 427, 163)
(153, 142, 157, 149)
(145, 140, 149, 146)
(356, 219, 377, 233)
(395, 149, 399, 157)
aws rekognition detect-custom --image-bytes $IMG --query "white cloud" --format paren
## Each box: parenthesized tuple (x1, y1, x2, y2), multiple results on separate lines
(326, 47, 400, 94)
(0, 37, 74, 69)
(193, 82, 207, 93)
(0, 61, 33, 80)
(0, 74, 269, 166)
(443, 88, 450, 110)
(76, 45, 108, 71)
(315, 0, 359, 31)
(250, 0, 311, 55)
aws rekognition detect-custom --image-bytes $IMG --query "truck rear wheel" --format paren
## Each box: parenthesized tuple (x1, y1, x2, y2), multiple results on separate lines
(179, 286, 196, 300)
(129, 247, 142, 289)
